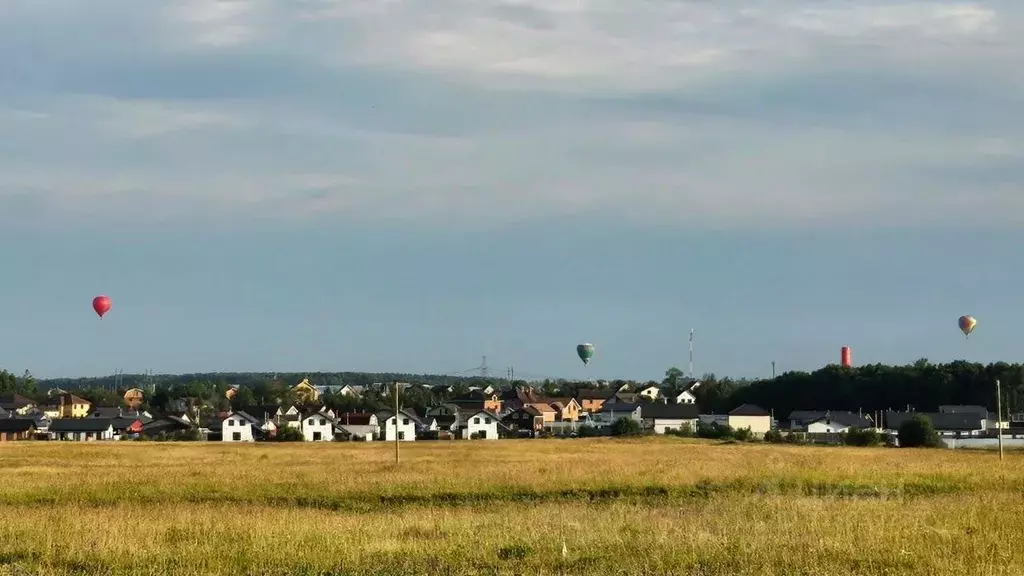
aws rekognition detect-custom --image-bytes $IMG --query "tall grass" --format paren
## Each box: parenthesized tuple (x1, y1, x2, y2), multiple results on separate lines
(1, 438, 1021, 575)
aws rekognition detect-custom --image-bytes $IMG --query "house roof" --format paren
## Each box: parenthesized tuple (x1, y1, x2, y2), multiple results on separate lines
(729, 403, 770, 417)
(885, 411, 983, 431)
(938, 405, 988, 416)
(523, 403, 555, 414)
(225, 411, 261, 425)
(788, 410, 872, 428)
(90, 407, 153, 423)
(111, 417, 143, 431)
(574, 388, 614, 400)
(599, 402, 641, 414)
(337, 412, 376, 426)
(49, 418, 113, 432)
(435, 415, 459, 428)
(0, 419, 36, 433)
(43, 393, 91, 407)
(0, 395, 35, 410)
(613, 392, 640, 403)
(641, 404, 700, 420)
(376, 409, 422, 424)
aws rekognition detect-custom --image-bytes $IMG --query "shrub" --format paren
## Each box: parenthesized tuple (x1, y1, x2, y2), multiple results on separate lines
(273, 427, 305, 442)
(610, 417, 642, 437)
(844, 427, 881, 447)
(764, 428, 784, 443)
(577, 425, 602, 438)
(897, 414, 944, 448)
(733, 427, 753, 442)
(665, 422, 695, 438)
(697, 422, 734, 440)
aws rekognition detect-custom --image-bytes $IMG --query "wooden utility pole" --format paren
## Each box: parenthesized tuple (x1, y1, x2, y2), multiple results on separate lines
(997, 379, 1004, 461)
(394, 380, 400, 465)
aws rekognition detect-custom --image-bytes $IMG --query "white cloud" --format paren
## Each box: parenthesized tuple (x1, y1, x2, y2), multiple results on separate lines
(0, 0, 1023, 228)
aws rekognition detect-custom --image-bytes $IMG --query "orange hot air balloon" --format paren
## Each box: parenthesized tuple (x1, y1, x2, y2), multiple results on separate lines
(93, 295, 112, 318)
(958, 315, 976, 338)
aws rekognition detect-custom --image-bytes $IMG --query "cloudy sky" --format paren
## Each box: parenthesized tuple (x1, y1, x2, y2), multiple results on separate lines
(0, 0, 1021, 381)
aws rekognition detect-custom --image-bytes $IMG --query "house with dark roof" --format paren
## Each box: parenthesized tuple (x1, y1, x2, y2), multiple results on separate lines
(42, 393, 92, 419)
(573, 388, 615, 413)
(0, 394, 36, 415)
(334, 412, 378, 441)
(219, 411, 261, 442)
(142, 415, 194, 437)
(459, 410, 500, 440)
(786, 410, 874, 433)
(727, 404, 772, 434)
(641, 403, 700, 434)
(90, 406, 153, 423)
(0, 418, 38, 441)
(502, 406, 545, 433)
(300, 410, 334, 442)
(594, 403, 643, 427)
(49, 418, 114, 441)
(376, 409, 420, 442)
(884, 411, 985, 437)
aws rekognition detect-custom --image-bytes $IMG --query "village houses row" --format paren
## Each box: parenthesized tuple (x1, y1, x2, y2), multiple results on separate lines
(0, 378, 998, 442)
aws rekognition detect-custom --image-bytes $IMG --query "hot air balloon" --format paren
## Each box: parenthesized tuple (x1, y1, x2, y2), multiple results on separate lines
(576, 343, 595, 365)
(92, 295, 112, 318)
(958, 315, 976, 338)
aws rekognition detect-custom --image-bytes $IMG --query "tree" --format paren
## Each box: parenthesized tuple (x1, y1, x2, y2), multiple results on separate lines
(897, 414, 943, 448)
(662, 367, 685, 390)
(610, 417, 641, 436)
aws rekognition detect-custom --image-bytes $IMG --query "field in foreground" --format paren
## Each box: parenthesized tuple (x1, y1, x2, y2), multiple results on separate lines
(1, 438, 1022, 575)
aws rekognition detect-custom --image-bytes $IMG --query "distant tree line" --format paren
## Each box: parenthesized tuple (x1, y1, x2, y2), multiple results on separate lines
(2, 359, 1020, 417)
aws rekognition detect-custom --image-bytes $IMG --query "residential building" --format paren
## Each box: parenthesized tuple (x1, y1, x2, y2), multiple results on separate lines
(376, 409, 419, 441)
(727, 404, 772, 435)
(49, 418, 114, 441)
(884, 411, 985, 437)
(786, 410, 874, 433)
(0, 418, 37, 441)
(641, 403, 700, 434)
(668, 380, 702, 404)
(460, 410, 499, 440)
(43, 393, 92, 419)
(573, 388, 614, 413)
(502, 406, 545, 433)
(221, 412, 259, 442)
(301, 411, 334, 442)
(637, 385, 661, 401)
(334, 412, 378, 441)
(0, 395, 35, 416)
(548, 398, 582, 422)
(595, 403, 643, 426)
(290, 378, 320, 403)
(523, 403, 557, 423)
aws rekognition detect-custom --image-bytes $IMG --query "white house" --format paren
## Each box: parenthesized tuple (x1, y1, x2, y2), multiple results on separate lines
(667, 381, 701, 404)
(49, 418, 114, 441)
(641, 404, 700, 434)
(460, 410, 499, 440)
(301, 411, 334, 441)
(377, 409, 418, 441)
(221, 412, 258, 442)
(727, 404, 772, 435)
(593, 403, 643, 427)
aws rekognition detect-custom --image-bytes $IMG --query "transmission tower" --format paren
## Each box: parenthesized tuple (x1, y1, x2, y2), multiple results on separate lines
(475, 356, 489, 379)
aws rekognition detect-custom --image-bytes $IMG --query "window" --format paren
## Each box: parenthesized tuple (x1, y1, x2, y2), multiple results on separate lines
(313, 432, 322, 441)
(308, 419, 314, 425)
(232, 432, 241, 441)
(228, 420, 235, 426)
(402, 418, 409, 425)
(398, 431, 405, 440)
(473, 418, 480, 424)
(485, 418, 492, 424)
(320, 419, 326, 425)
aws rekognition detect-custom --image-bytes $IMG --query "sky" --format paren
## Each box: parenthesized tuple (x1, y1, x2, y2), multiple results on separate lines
(1, 0, 1023, 381)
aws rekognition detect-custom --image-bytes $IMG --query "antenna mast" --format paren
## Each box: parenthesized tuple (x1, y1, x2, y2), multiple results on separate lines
(688, 329, 694, 379)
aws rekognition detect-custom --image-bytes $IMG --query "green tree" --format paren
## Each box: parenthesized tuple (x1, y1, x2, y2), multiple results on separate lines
(897, 415, 943, 448)
(610, 417, 641, 437)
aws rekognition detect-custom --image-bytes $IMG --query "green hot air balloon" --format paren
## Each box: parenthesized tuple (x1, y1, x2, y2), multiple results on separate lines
(577, 343, 595, 366)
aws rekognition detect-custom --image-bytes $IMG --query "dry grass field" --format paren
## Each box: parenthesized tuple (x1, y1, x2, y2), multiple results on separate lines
(1, 437, 1022, 575)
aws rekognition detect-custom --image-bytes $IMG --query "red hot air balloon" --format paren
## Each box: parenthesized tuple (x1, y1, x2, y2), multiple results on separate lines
(92, 295, 112, 318)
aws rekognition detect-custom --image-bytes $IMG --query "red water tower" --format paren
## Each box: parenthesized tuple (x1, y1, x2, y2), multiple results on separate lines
(841, 346, 852, 367)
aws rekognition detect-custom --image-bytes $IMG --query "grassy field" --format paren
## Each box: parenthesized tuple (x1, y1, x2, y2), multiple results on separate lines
(1, 438, 1022, 575)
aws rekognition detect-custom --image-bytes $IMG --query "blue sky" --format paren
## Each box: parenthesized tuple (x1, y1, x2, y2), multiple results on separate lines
(1, 0, 1022, 381)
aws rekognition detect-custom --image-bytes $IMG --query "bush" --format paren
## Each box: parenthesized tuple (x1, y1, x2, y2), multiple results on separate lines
(733, 427, 753, 442)
(665, 422, 695, 438)
(171, 428, 203, 441)
(577, 425, 602, 438)
(897, 414, 944, 448)
(610, 417, 642, 437)
(764, 428, 784, 443)
(273, 426, 305, 442)
(697, 422, 734, 440)
(844, 427, 881, 447)
(784, 431, 805, 444)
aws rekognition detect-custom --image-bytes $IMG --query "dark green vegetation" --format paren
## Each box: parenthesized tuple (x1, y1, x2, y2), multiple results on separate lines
(4, 359, 1021, 417)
